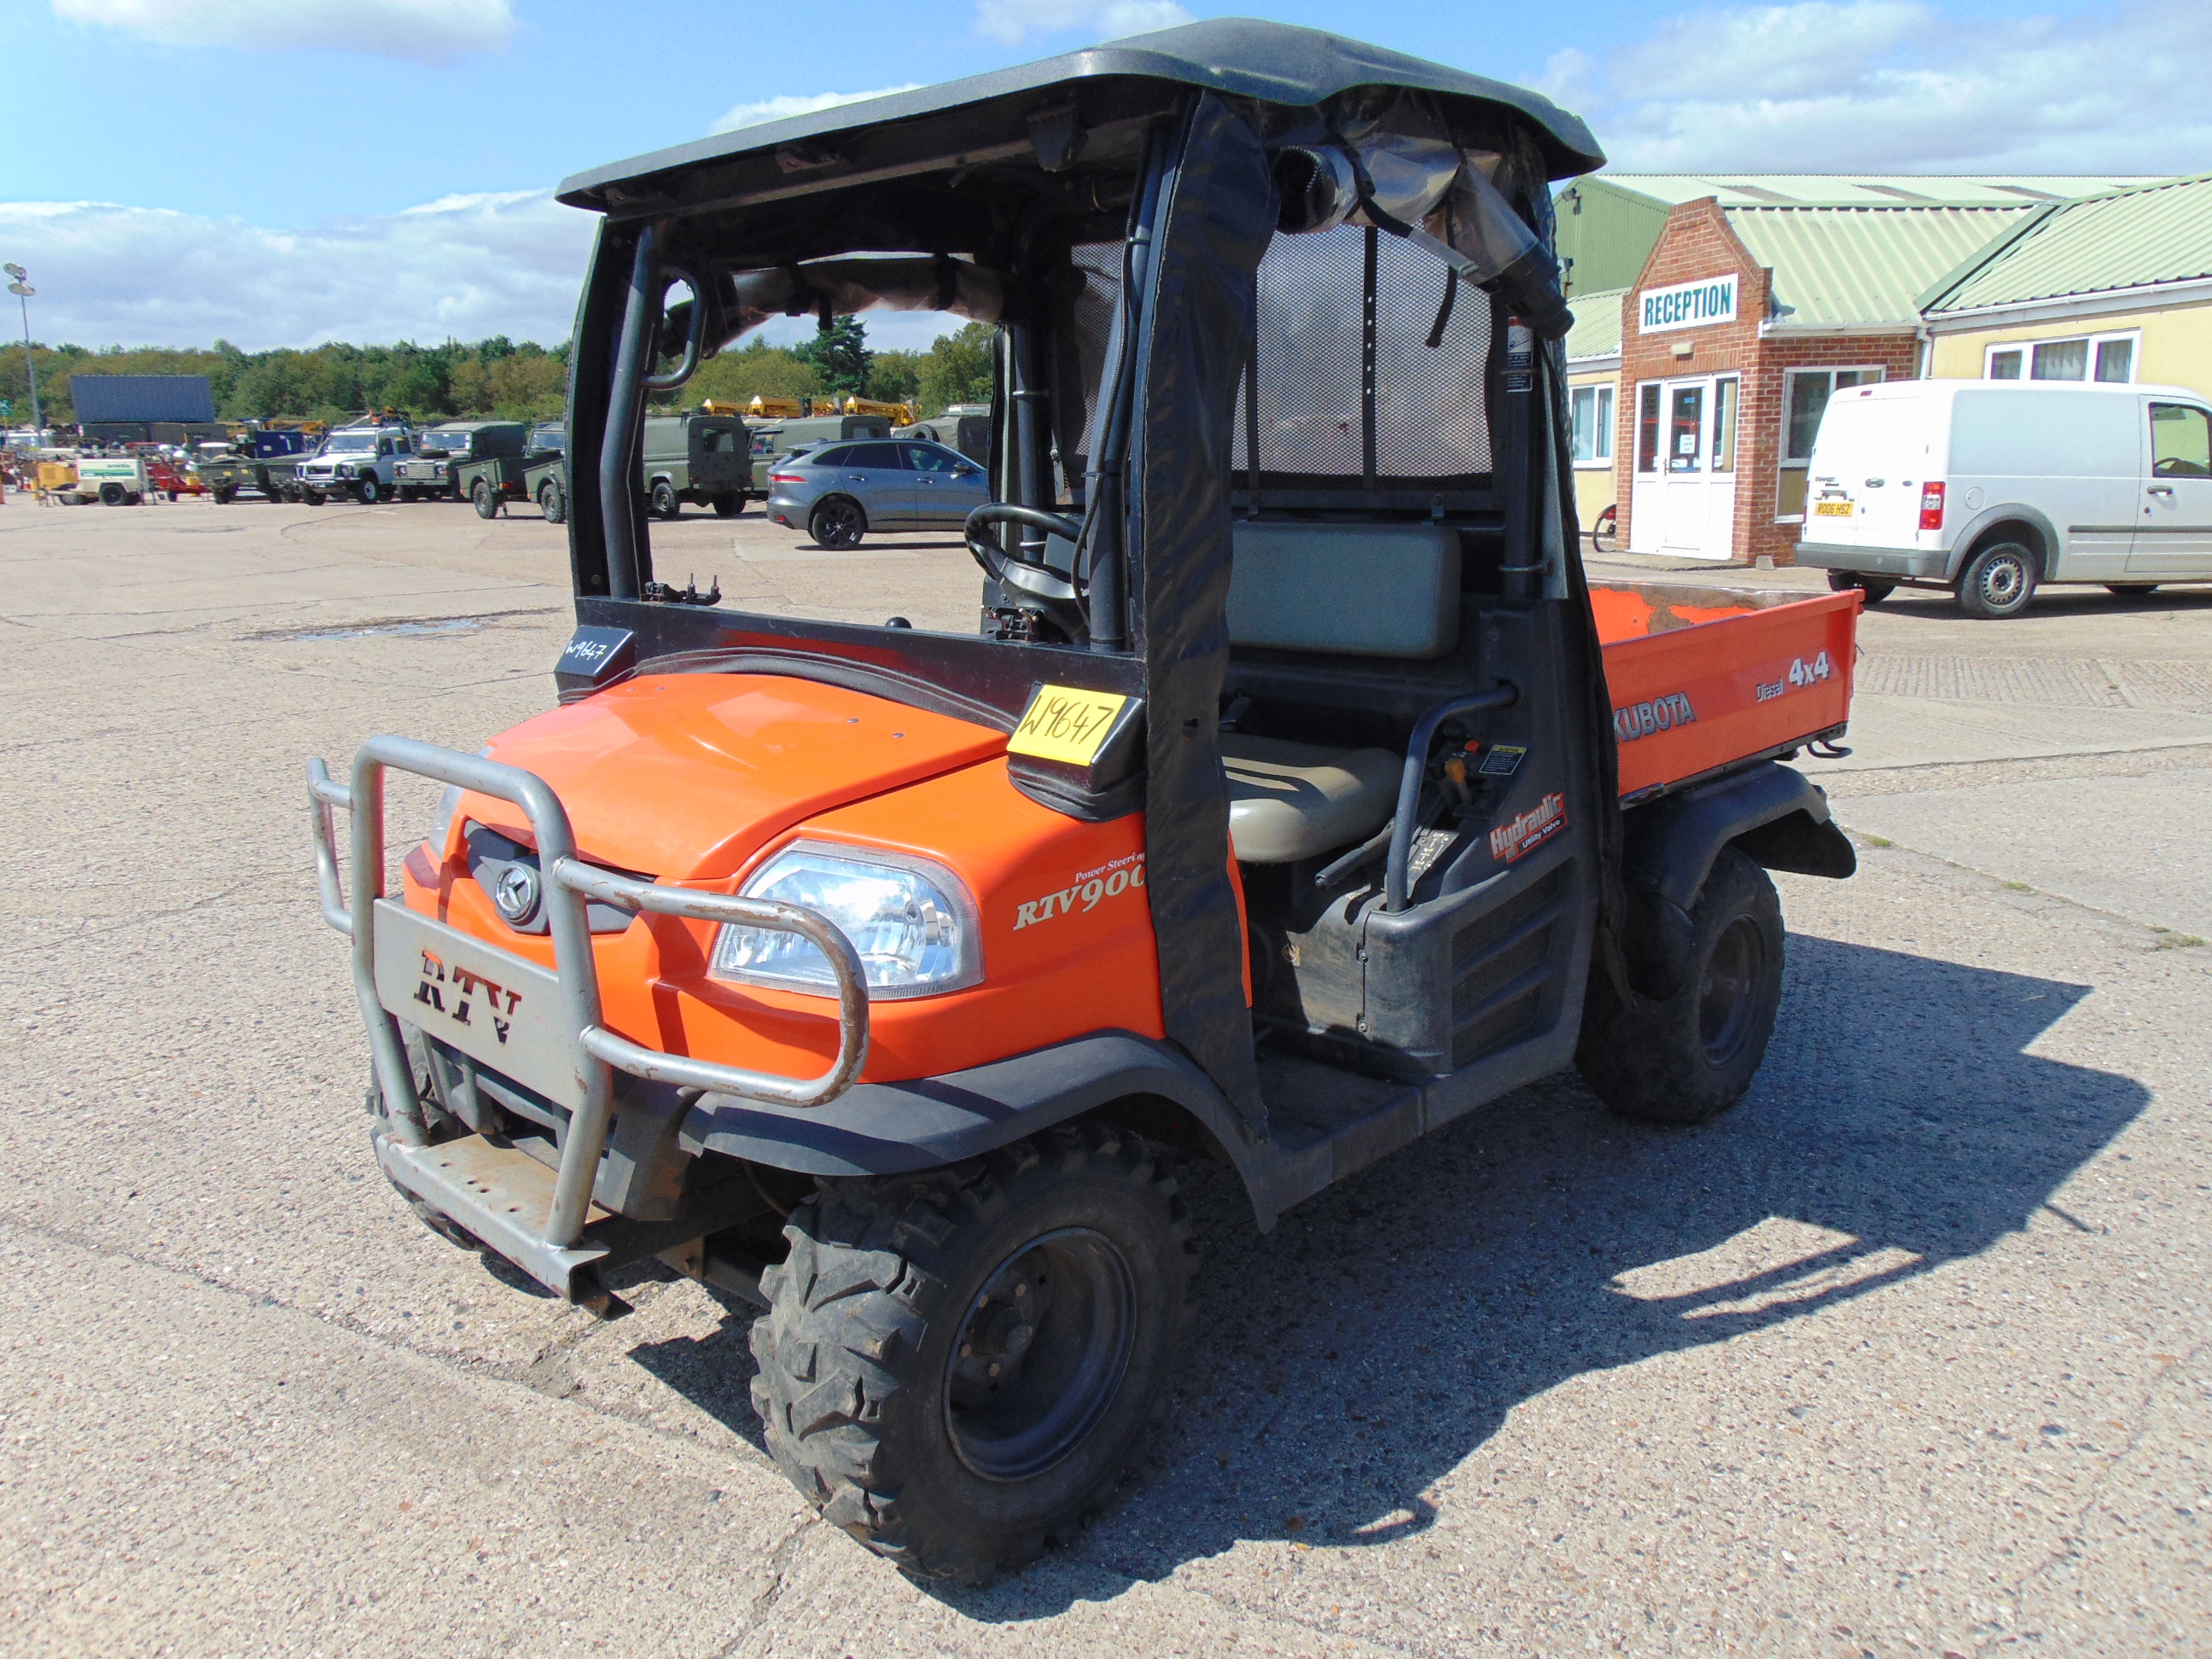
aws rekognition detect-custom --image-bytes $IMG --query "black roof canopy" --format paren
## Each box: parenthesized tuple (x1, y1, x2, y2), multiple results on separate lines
(556, 17, 1604, 214)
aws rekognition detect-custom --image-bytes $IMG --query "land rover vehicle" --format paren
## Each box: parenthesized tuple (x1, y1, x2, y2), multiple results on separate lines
(457, 424, 569, 519)
(642, 409, 752, 517)
(297, 421, 416, 504)
(397, 421, 528, 501)
(1798, 379, 2212, 617)
(309, 20, 1860, 1583)
(196, 428, 317, 502)
(765, 437, 988, 545)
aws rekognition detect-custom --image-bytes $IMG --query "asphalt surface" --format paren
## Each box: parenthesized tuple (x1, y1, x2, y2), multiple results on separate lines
(2, 492, 2207, 1656)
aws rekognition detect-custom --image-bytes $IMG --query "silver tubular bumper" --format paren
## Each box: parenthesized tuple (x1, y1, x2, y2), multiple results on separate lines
(307, 736, 870, 1278)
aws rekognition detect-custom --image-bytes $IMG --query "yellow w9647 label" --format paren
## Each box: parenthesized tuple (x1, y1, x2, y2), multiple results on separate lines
(1006, 684, 1129, 766)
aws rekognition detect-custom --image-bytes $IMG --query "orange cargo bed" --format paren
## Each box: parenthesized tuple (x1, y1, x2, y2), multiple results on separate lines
(1593, 583, 1860, 800)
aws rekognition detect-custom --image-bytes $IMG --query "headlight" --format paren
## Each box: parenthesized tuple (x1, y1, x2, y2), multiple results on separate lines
(712, 843, 981, 999)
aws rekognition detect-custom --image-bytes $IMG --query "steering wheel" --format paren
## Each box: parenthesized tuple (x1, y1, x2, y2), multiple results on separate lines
(963, 503, 1087, 636)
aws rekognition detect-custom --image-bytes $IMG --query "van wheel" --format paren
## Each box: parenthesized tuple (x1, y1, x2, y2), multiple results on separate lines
(809, 497, 866, 549)
(1956, 542, 2037, 619)
(2104, 583, 2158, 597)
(538, 478, 567, 523)
(750, 1122, 1196, 1583)
(1575, 849, 1785, 1125)
(1825, 569, 1896, 604)
(650, 480, 680, 520)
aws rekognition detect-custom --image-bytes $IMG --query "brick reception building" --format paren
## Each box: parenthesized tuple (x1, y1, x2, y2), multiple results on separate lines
(1552, 175, 2159, 563)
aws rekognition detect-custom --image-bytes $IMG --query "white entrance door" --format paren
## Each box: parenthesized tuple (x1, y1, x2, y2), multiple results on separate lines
(1629, 375, 1738, 559)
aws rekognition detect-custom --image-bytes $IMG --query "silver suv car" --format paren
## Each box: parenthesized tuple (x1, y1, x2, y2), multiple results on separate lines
(765, 438, 987, 548)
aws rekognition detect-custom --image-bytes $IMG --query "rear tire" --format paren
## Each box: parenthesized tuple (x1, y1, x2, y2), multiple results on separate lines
(1826, 569, 1897, 604)
(1590, 504, 1618, 555)
(1956, 541, 2038, 619)
(472, 478, 501, 519)
(1575, 849, 1785, 1125)
(2104, 583, 2158, 596)
(809, 496, 866, 549)
(712, 492, 744, 517)
(538, 477, 567, 523)
(750, 1122, 1196, 1583)
(650, 480, 680, 520)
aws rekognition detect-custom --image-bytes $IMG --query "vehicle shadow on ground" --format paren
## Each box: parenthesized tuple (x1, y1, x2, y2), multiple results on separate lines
(626, 932, 2145, 1615)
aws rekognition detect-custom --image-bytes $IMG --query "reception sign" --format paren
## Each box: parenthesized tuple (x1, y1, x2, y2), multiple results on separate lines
(1639, 274, 1738, 335)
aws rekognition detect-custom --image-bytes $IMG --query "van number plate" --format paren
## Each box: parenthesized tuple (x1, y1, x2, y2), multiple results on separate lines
(1813, 500, 1854, 517)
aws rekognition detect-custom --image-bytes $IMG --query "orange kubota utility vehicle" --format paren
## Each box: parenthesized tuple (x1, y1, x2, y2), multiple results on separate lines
(310, 20, 1860, 1581)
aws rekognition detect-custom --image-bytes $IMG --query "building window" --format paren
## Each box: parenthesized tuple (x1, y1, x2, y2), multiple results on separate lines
(1636, 381, 1661, 474)
(1711, 376, 1739, 474)
(1570, 383, 1615, 465)
(1778, 367, 1883, 521)
(1985, 331, 2138, 383)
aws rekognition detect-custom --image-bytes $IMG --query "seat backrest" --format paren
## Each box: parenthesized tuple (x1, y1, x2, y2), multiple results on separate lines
(1226, 521, 1460, 659)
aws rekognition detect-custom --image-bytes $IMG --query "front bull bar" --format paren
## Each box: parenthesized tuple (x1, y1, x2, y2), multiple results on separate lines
(307, 735, 869, 1284)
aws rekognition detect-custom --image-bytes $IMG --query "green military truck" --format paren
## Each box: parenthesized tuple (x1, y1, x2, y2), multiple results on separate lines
(642, 409, 752, 518)
(193, 428, 318, 503)
(460, 422, 568, 520)
(397, 421, 528, 502)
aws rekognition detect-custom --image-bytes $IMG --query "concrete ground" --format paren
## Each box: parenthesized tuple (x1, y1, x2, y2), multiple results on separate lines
(1, 492, 2207, 1656)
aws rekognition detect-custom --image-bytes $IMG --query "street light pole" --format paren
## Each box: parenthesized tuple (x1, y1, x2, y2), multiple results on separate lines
(3, 264, 39, 439)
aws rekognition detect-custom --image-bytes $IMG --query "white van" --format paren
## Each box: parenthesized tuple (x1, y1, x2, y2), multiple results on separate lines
(1796, 380, 2212, 618)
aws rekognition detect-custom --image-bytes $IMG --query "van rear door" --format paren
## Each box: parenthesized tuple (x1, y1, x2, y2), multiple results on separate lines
(1804, 387, 1933, 549)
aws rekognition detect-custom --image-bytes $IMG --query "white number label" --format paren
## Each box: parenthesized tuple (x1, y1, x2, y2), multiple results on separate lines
(1784, 651, 1833, 690)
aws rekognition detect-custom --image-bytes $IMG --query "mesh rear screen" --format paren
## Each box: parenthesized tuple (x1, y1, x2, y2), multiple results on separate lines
(1233, 222, 1493, 483)
(1057, 241, 1124, 504)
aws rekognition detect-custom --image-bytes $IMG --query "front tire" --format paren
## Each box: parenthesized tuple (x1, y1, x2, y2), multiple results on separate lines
(750, 1122, 1196, 1583)
(808, 496, 866, 549)
(356, 476, 381, 504)
(1956, 540, 2038, 619)
(1576, 849, 1785, 1125)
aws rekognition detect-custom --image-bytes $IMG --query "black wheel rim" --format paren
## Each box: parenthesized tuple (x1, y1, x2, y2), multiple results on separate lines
(819, 502, 861, 545)
(944, 1226, 1135, 1482)
(1698, 916, 1765, 1065)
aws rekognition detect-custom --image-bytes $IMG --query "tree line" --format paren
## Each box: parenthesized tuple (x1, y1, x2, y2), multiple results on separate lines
(1, 317, 996, 428)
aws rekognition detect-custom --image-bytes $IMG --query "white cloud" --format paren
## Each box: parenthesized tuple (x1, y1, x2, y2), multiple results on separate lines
(973, 0, 1191, 47)
(1559, 1, 2212, 174)
(50, 0, 515, 62)
(712, 85, 924, 136)
(0, 191, 595, 350)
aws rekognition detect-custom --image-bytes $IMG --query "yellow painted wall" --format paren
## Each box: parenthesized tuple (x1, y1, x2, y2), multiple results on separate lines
(1929, 298, 2212, 397)
(1567, 366, 1621, 533)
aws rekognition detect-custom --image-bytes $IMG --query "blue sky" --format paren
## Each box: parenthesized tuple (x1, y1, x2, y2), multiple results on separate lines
(5, 0, 2208, 349)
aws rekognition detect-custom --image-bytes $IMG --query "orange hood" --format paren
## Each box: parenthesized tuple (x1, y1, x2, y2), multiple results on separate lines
(467, 672, 1007, 880)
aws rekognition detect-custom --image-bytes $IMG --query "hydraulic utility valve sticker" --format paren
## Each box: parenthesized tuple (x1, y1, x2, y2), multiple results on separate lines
(1007, 684, 1131, 765)
(1490, 793, 1568, 864)
(1012, 853, 1145, 930)
(1614, 691, 1697, 743)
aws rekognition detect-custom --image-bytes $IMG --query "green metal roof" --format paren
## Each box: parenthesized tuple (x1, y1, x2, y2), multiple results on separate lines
(1920, 172, 2212, 314)
(1574, 173, 2163, 209)
(1727, 206, 2034, 329)
(1563, 287, 1625, 360)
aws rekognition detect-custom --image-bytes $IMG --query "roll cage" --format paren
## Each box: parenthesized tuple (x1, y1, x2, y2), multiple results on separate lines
(550, 17, 1612, 1126)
